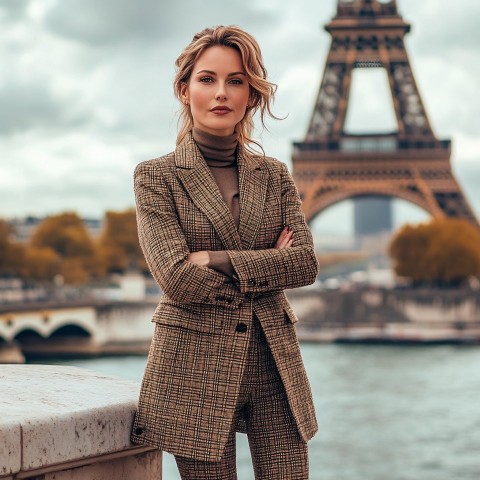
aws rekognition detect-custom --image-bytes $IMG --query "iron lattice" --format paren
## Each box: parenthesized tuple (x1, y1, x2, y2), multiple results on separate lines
(293, 0, 477, 224)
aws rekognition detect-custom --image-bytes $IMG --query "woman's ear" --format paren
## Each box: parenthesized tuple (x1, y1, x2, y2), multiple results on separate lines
(180, 83, 190, 106)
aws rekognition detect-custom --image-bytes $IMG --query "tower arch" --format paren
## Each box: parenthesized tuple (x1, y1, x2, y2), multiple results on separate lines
(293, 0, 477, 228)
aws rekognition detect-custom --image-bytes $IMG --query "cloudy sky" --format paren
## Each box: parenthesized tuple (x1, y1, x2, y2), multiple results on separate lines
(2, 0, 480, 235)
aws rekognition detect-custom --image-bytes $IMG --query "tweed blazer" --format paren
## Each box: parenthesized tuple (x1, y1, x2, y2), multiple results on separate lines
(130, 132, 319, 461)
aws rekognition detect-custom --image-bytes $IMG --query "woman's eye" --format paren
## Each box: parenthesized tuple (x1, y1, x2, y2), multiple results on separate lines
(229, 79, 243, 85)
(199, 76, 213, 83)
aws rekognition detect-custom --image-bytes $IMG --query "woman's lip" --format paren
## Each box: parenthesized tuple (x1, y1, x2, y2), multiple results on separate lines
(210, 107, 232, 112)
(210, 109, 232, 115)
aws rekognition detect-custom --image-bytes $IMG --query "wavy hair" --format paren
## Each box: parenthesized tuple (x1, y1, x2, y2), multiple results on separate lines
(174, 25, 278, 153)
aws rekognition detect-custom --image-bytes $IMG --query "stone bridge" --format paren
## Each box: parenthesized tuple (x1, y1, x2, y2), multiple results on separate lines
(0, 301, 157, 362)
(3, 287, 480, 362)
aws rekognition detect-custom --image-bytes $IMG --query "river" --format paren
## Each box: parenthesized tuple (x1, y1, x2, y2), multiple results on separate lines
(35, 342, 480, 479)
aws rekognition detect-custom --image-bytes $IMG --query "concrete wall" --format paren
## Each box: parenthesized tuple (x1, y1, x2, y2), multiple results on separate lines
(0, 365, 161, 479)
(287, 287, 480, 342)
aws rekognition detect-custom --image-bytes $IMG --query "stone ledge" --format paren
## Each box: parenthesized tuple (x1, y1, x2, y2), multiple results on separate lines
(0, 365, 161, 478)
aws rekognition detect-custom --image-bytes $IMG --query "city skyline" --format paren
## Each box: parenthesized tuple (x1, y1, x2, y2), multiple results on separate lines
(2, 0, 480, 235)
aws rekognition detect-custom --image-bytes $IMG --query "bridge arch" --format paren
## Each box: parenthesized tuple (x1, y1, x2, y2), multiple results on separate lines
(49, 324, 92, 338)
(14, 328, 44, 343)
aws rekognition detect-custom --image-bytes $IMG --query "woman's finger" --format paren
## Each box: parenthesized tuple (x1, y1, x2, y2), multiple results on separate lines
(274, 228, 287, 248)
(275, 230, 293, 249)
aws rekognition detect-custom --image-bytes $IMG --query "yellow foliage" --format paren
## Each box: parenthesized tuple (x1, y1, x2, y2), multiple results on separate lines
(31, 212, 95, 258)
(389, 218, 480, 285)
(61, 257, 90, 285)
(0, 219, 26, 275)
(99, 209, 147, 273)
(23, 246, 62, 282)
(29, 213, 99, 285)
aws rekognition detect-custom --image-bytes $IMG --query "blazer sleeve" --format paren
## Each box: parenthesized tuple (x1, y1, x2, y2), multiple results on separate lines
(134, 162, 239, 306)
(226, 162, 319, 294)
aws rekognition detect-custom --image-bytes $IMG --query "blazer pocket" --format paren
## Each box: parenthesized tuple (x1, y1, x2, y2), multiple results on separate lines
(152, 301, 222, 335)
(283, 304, 299, 325)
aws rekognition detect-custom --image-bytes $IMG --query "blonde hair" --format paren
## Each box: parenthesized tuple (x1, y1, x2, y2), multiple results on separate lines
(174, 25, 278, 153)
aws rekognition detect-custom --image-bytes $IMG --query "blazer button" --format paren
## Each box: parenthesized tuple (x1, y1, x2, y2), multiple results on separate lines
(235, 322, 248, 333)
(245, 292, 253, 299)
(247, 279, 256, 286)
(135, 427, 144, 435)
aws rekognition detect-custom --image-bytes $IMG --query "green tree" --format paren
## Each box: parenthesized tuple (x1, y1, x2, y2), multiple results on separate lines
(389, 218, 480, 286)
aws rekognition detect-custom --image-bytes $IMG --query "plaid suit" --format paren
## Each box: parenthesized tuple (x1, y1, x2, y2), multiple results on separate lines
(130, 132, 319, 462)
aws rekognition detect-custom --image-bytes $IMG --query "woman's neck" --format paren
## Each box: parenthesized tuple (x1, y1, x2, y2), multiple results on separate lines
(192, 128, 238, 164)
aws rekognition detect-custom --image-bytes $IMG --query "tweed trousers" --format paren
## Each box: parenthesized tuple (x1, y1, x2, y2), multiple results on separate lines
(174, 314, 309, 479)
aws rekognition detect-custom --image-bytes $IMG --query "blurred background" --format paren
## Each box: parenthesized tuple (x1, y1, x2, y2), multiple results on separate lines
(2, 0, 480, 478)
(2, 0, 479, 225)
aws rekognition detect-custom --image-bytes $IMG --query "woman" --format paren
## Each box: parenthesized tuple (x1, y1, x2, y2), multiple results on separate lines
(130, 25, 319, 479)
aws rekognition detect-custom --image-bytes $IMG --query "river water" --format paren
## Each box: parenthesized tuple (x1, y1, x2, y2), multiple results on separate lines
(37, 342, 480, 479)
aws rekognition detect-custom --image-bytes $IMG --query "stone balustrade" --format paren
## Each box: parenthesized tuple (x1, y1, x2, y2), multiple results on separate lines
(0, 365, 161, 479)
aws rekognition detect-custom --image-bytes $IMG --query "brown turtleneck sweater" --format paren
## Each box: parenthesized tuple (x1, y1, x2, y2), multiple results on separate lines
(192, 128, 238, 278)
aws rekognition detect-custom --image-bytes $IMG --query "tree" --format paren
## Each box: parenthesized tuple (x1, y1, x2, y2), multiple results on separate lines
(99, 209, 148, 274)
(31, 212, 95, 258)
(30, 212, 100, 284)
(0, 219, 26, 276)
(0, 219, 13, 273)
(389, 218, 480, 286)
(22, 246, 62, 282)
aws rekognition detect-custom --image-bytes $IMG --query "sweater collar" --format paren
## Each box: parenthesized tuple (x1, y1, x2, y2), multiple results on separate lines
(174, 131, 264, 172)
(192, 127, 238, 165)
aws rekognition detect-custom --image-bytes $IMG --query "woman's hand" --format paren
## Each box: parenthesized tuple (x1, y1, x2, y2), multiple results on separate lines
(187, 228, 292, 265)
(274, 226, 293, 249)
(187, 251, 210, 266)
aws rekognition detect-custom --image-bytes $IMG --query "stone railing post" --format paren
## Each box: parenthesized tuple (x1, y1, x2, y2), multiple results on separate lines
(0, 365, 161, 479)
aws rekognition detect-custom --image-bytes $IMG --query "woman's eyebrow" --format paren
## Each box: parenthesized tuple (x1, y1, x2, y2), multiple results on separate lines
(195, 69, 246, 76)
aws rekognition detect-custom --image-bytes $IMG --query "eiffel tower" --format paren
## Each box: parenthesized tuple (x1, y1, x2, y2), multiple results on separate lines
(293, 0, 477, 228)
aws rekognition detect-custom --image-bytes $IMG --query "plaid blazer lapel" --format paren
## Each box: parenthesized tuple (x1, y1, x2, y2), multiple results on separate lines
(175, 133, 243, 250)
(237, 146, 268, 251)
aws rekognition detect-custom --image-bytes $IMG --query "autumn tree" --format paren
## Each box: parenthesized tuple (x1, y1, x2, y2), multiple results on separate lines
(22, 247, 62, 282)
(0, 219, 14, 273)
(30, 212, 101, 284)
(0, 219, 26, 276)
(99, 209, 148, 274)
(389, 218, 480, 286)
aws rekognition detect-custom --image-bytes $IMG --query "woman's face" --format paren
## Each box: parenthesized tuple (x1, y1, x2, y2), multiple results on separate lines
(182, 45, 250, 136)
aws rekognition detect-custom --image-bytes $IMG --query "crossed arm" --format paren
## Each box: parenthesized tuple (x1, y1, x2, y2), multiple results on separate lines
(134, 161, 318, 305)
(187, 226, 293, 269)
(187, 162, 319, 294)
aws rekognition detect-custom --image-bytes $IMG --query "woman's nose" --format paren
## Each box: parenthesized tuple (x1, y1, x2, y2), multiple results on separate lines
(215, 83, 227, 101)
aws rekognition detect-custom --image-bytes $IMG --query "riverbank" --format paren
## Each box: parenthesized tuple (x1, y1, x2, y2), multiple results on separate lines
(288, 286, 480, 345)
(2, 287, 480, 363)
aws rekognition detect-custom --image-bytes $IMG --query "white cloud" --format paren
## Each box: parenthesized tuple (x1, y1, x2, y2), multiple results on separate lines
(0, 0, 479, 228)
